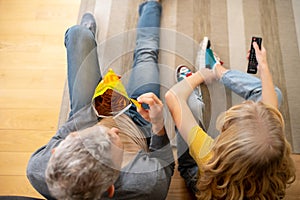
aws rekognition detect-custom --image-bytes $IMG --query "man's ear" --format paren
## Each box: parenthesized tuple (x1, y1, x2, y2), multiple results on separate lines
(107, 185, 115, 198)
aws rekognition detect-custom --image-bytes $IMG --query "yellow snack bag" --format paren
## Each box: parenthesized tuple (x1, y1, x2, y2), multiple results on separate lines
(92, 68, 141, 118)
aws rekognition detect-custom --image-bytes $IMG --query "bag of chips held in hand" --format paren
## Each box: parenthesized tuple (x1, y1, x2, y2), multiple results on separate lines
(92, 68, 141, 118)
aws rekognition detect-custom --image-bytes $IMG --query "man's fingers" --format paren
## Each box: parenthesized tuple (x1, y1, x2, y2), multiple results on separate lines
(136, 92, 164, 123)
(137, 92, 163, 106)
(137, 107, 150, 121)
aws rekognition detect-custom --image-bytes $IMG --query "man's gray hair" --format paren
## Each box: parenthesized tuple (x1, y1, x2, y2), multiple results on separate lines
(46, 125, 120, 200)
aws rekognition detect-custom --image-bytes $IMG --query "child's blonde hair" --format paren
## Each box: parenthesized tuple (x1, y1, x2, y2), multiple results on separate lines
(196, 101, 296, 200)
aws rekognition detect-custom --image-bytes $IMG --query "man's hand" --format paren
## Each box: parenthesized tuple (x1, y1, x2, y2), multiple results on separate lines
(137, 92, 165, 135)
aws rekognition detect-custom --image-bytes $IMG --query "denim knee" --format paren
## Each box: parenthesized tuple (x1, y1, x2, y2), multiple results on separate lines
(64, 25, 96, 48)
(134, 49, 159, 65)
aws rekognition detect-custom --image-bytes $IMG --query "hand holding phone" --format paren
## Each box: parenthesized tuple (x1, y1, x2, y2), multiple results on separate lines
(247, 37, 262, 74)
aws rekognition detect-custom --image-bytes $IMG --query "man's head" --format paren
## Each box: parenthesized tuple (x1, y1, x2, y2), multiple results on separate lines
(46, 125, 123, 200)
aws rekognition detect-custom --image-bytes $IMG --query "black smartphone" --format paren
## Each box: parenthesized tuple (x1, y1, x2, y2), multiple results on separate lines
(247, 37, 262, 74)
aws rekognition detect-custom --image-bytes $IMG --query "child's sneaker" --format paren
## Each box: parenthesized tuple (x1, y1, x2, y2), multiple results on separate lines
(205, 47, 223, 69)
(205, 48, 218, 69)
(175, 65, 193, 82)
(196, 37, 209, 70)
(196, 37, 223, 70)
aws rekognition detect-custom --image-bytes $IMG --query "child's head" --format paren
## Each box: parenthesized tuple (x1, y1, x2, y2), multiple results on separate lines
(197, 101, 296, 199)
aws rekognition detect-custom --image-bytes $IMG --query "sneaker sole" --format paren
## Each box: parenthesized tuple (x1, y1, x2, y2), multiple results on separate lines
(195, 36, 208, 70)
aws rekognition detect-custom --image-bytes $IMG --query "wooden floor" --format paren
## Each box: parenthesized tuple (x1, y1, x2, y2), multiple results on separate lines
(0, 0, 80, 198)
(0, 0, 299, 199)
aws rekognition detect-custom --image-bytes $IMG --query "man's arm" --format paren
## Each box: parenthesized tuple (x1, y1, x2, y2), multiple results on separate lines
(27, 105, 99, 199)
(136, 92, 174, 174)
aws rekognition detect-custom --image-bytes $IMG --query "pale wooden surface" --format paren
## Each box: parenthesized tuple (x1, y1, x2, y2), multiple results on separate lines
(0, 0, 300, 199)
(0, 0, 80, 198)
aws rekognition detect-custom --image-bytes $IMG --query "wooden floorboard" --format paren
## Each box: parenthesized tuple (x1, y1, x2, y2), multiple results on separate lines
(0, 0, 81, 198)
(0, 0, 299, 199)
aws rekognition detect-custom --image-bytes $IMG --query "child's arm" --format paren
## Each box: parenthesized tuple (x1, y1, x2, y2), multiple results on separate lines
(253, 43, 278, 108)
(165, 71, 205, 142)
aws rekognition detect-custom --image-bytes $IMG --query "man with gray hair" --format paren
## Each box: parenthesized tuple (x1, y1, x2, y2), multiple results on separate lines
(27, 0, 174, 199)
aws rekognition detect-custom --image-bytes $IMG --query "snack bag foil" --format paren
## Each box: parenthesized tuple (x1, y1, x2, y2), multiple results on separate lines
(92, 68, 141, 118)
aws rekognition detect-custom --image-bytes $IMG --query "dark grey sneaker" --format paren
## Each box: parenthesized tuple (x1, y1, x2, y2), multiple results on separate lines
(80, 13, 96, 36)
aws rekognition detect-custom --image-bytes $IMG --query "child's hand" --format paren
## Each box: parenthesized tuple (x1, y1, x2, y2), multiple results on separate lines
(198, 67, 219, 84)
(253, 42, 268, 74)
